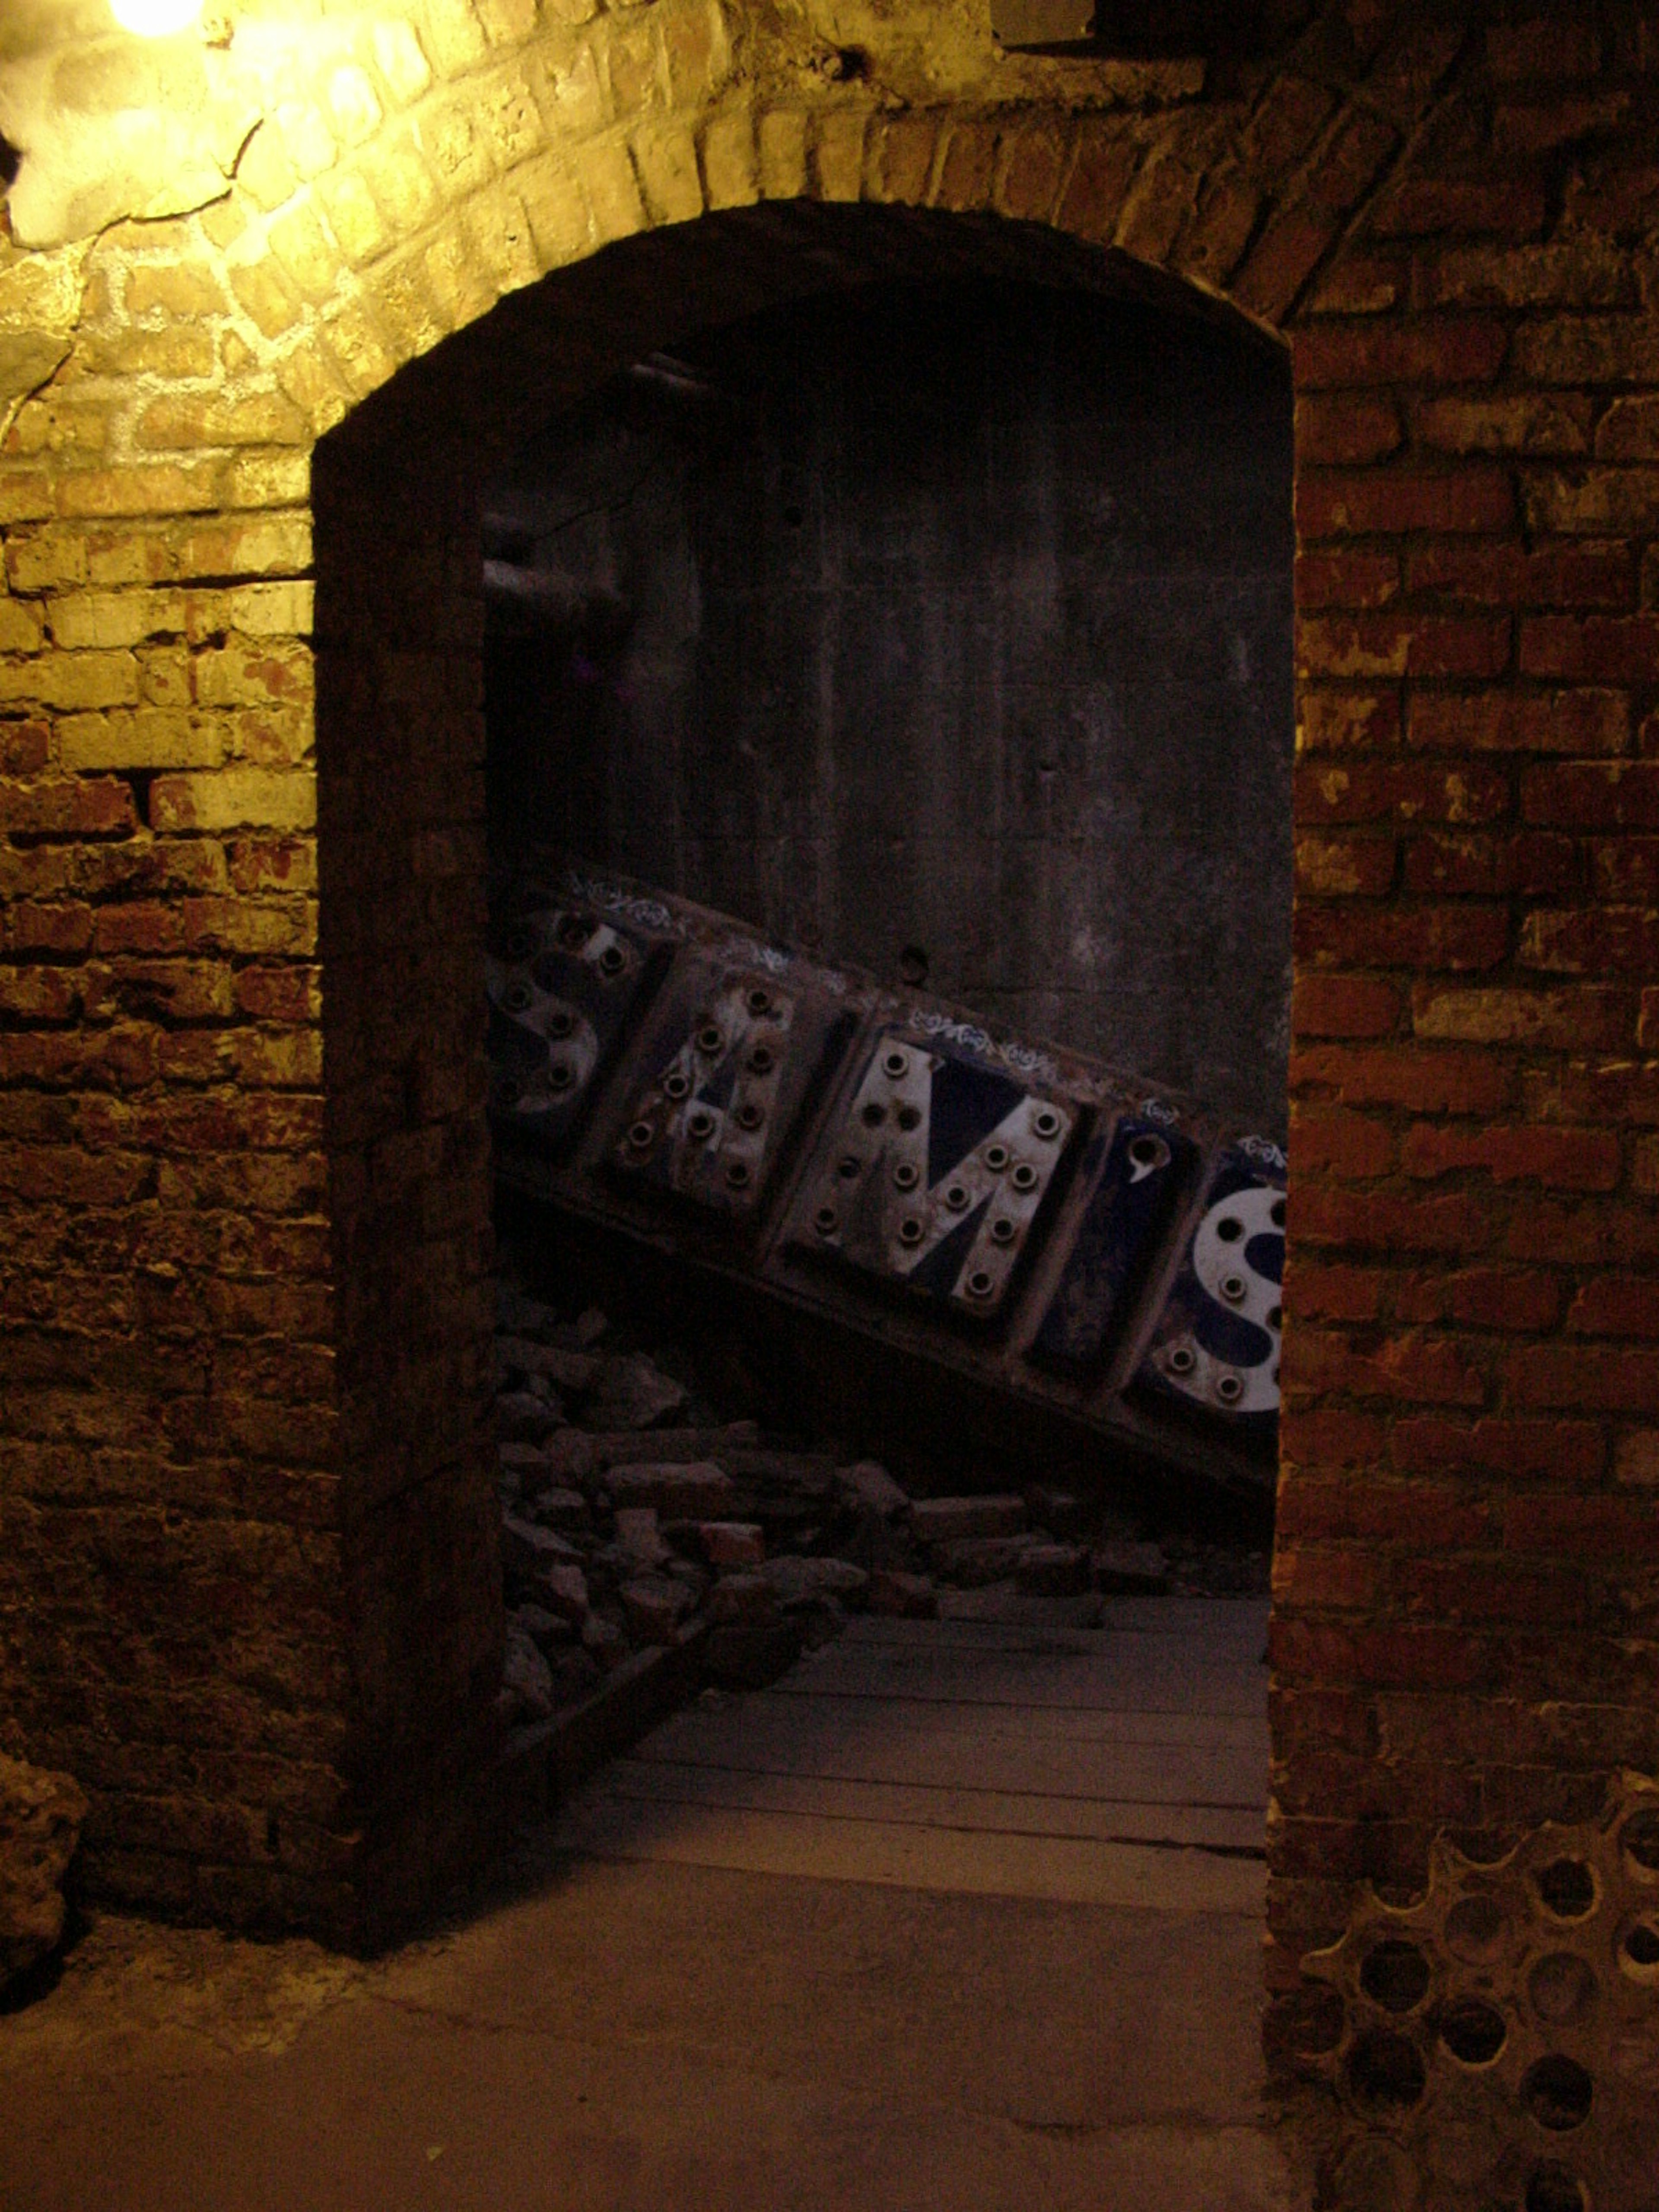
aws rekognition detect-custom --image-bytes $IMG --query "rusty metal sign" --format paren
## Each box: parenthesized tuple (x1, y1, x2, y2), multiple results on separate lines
(487, 890, 673, 1147)
(1134, 1142, 1285, 1443)
(488, 858, 1286, 1496)
(612, 958, 858, 1217)
(1032, 1110, 1195, 1371)
(788, 1029, 1076, 1318)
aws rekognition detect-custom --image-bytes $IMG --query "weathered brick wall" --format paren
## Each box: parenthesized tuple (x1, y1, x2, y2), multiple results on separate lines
(0, 353, 356, 1920)
(1268, 18, 1659, 2108)
(312, 413, 505, 1932)
(0, 3, 1656, 2091)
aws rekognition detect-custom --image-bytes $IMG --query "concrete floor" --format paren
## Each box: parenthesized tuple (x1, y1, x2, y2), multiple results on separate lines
(0, 1603, 1304, 2212)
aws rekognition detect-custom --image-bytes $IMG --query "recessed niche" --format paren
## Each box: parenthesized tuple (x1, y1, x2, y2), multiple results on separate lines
(1345, 2028, 1428, 2115)
(1358, 1938, 1431, 2015)
(1434, 1996, 1506, 2067)
(1534, 1857, 1597, 1922)
(1443, 1894, 1509, 1965)
(1527, 1951, 1599, 2026)
(1519, 2055, 1595, 2133)
(1526, 2163, 1589, 2212)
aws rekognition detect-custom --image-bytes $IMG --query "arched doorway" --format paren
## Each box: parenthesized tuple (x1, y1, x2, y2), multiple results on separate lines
(308, 215, 1295, 2140)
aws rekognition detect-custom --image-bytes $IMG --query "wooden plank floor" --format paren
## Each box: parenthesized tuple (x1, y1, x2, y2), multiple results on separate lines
(555, 1596, 1271, 1915)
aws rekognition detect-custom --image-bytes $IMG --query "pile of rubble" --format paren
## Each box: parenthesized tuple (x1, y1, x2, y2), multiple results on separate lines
(491, 1277, 1268, 1731)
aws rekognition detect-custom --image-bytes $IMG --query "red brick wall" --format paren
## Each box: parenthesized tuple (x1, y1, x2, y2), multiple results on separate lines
(1269, 8, 1659, 2088)
(311, 416, 505, 1933)
(0, 518, 363, 1924)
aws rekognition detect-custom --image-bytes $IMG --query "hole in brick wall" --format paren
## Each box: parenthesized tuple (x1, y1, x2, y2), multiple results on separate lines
(1344, 2028, 1428, 2114)
(1444, 1893, 1510, 1964)
(1617, 1912, 1659, 1980)
(1435, 1995, 1506, 2066)
(120, 769, 156, 829)
(1527, 1951, 1599, 2025)
(1535, 1858, 1598, 1920)
(1526, 2165, 1589, 2212)
(818, 42, 868, 78)
(1358, 1939, 1431, 2015)
(1621, 1806, 1659, 1874)
(1330, 2135, 1417, 2212)
(1519, 2055, 1595, 2133)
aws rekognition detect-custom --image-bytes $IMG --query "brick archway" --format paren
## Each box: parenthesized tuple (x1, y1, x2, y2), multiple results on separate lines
(308, 193, 1295, 1944)
(288, 87, 1358, 436)
(276, 41, 1443, 1972)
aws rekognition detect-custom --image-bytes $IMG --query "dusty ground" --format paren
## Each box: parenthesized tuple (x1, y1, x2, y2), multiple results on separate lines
(1, 1851, 1303, 2212)
(2, 1605, 1305, 2212)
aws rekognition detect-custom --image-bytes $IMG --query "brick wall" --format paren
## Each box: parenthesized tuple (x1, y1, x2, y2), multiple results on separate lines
(312, 414, 505, 1934)
(0, 462, 362, 1920)
(1268, 21, 1659, 2114)
(0, 6, 1656, 2142)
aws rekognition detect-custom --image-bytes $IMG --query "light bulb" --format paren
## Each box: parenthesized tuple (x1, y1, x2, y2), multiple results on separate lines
(109, 0, 204, 34)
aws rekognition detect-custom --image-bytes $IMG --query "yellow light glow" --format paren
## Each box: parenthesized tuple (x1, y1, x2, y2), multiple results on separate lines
(109, 0, 204, 34)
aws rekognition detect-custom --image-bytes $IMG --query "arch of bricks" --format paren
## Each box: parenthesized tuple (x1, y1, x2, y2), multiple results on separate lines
(4, 0, 1659, 2155)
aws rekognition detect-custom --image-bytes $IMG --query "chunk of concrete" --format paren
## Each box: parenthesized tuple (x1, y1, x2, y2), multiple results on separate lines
(869, 1569, 938, 1618)
(502, 1621, 556, 1722)
(1094, 1541, 1171, 1595)
(587, 1353, 687, 1430)
(1018, 1542, 1093, 1596)
(931, 1535, 1033, 1587)
(513, 1602, 572, 1650)
(497, 1389, 562, 1442)
(837, 1460, 909, 1519)
(620, 1576, 695, 1646)
(0, 1754, 87, 1992)
(911, 1494, 1027, 1543)
(697, 1521, 766, 1568)
(582, 1613, 629, 1667)
(613, 1507, 671, 1569)
(607, 1462, 735, 1516)
(529, 1486, 591, 1533)
(708, 1571, 775, 1625)
(540, 1563, 591, 1626)
(542, 1430, 600, 1485)
(497, 1337, 599, 1393)
(764, 1555, 870, 1607)
(498, 1442, 552, 1486)
(500, 1514, 581, 1578)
